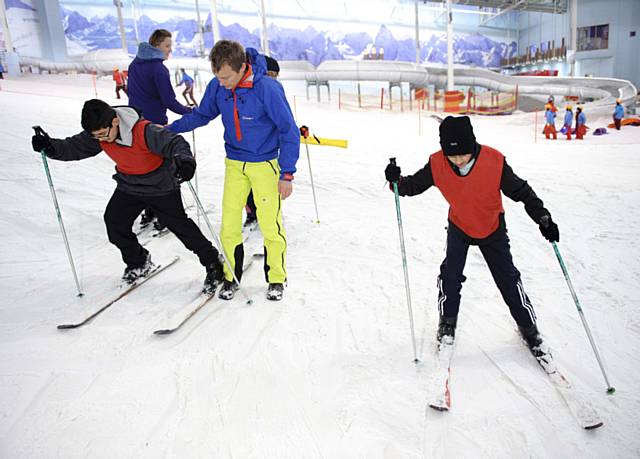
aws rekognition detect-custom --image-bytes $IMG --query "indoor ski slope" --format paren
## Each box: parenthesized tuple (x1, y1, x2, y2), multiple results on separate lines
(1, 74, 639, 458)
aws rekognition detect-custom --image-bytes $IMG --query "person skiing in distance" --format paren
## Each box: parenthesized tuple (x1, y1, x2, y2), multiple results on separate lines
(128, 29, 193, 233)
(244, 54, 282, 229)
(176, 68, 198, 107)
(384, 115, 559, 360)
(613, 99, 625, 130)
(575, 106, 586, 140)
(563, 105, 573, 140)
(543, 103, 557, 140)
(30, 99, 224, 292)
(113, 67, 127, 99)
(168, 40, 299, 302)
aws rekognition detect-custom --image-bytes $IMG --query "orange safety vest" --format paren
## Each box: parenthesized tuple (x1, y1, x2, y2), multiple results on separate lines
(100, 120, 163, 175)
(430, 146, 505, 239)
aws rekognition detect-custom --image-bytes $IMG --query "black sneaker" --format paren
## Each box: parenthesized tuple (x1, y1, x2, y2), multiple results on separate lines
(437, 316, 457, 345)
(266, 283, 284, 301)
(218, 279, 239, 300)
(203, 258, 224, 294)
(122, 250, 155, 284)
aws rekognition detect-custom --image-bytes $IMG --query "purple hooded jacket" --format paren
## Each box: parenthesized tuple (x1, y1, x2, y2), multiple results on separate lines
(127, 42, 191, 125)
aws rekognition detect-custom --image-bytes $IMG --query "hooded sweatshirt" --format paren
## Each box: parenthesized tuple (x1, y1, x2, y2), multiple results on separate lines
(168, 48, 299, 180)
(127, 42, 191, 125)
(47, 107, 194, 196)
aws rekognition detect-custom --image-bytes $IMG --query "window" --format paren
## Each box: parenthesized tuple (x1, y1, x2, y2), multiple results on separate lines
(577, 24, 609, 51)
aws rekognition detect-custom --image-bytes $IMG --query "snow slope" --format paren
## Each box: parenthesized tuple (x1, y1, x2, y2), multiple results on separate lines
(1, 73, 639, 458)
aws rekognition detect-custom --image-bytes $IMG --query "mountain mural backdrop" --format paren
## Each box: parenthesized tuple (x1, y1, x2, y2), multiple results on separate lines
(59, 7, 516, 68)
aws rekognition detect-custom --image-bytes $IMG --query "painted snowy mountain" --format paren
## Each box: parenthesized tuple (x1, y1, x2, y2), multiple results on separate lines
(5, 0, 35, 11)
(58, 8, 516, 66)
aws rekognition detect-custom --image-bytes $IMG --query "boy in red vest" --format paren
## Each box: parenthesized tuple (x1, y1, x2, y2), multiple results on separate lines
(384, 116, 559, 360)
(31, 99, 224, 292)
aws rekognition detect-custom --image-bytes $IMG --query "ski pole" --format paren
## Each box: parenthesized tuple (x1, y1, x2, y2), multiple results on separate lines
(300, 126, 320, 224)
(185, 180, 253, 305)
(32, 126, 84, 297)
(389, 157, 418, 363)
(551, 241, 614, 394)
(191, 130, 200, 227)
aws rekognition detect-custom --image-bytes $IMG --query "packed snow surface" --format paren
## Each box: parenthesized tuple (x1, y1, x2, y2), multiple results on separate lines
(1, 74, 639, 458)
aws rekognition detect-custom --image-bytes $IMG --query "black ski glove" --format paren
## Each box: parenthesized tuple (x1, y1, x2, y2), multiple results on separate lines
(32, 131, 54, 157)
(385, 163, 401, 183)
(539, 215, 559, 243)
(174, 157, 196, 182)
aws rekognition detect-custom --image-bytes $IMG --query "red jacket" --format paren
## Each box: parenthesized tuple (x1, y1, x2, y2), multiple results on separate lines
(113, 70, 124, 85)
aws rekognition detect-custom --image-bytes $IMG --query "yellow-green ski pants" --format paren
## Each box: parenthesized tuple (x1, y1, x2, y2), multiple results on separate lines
(220, 158, 287, 283)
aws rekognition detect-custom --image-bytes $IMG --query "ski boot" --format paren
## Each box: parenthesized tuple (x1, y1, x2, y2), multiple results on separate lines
(436, 315, 457, 347)
(139, 209, 155, 229)
(519, 324, 554, 371)
(266, 283, 284, 301)
(218, 279, 239, 300)
(153, 219, 167, 232)
(122, 250, 155, 285)
(203, 258, 224, 295)
(243, 211, 257, 230)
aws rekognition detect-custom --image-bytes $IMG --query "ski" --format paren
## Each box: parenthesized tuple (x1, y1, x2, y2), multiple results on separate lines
(57, 256, 180, 330)
(529, 347, 604, 429)
(153, 291, 217, 335)
(153, 254, 262, 336)
(427, 337, 455, 411)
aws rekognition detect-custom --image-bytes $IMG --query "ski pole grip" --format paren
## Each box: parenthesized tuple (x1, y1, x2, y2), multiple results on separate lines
(32, 125, 45, 136)
(300, 125, 309, 139)
(389, 157, 397, 166)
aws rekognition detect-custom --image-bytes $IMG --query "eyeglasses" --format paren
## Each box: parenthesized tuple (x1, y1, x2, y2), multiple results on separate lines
(91, 126, 111, 140)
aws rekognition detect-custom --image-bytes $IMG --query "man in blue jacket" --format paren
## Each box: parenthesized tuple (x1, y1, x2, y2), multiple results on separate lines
(168, 40, 299, 301)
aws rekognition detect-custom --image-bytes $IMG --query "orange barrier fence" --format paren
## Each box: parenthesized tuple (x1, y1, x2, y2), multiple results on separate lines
(336, 86, 516, 115)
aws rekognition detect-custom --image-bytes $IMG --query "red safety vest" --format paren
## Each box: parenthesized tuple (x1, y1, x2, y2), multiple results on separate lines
(430, 146, 505, 239)
(100, 120, 163, 175)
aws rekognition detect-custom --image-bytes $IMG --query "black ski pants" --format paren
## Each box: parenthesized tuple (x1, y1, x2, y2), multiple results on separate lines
(437, 228, 537, 328)
(104, 189, 218, 268)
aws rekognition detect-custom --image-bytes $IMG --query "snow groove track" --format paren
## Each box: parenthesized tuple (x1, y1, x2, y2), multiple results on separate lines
(1, 74, 640, 458)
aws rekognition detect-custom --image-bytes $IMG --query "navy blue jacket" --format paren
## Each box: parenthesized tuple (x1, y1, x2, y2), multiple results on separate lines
(127, 43, 191, 125)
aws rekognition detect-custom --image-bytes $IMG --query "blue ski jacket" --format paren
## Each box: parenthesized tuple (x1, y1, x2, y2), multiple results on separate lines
(127, 42, 191, 125)
(564, 110, 573, 126)
(614, 104, 625, 119)
(545, 110, 556, 124)
(178, 73, 194, 88)
(576, 111, 586, 126)
(168, 48, 299, 180)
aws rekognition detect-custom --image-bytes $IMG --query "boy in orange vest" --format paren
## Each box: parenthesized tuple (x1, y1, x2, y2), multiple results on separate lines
(31, 99, 224, 292)
(384, 116, 559, 360)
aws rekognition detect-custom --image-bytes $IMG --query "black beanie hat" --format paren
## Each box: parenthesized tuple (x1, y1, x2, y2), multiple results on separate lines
(439, 115, 476, 156)
(265, 55, 280, 73)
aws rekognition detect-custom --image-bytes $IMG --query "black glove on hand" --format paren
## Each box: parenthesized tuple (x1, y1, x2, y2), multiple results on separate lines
(174, 157, 196, 182)
(385, 163, 401, 183)
(32, 131, 54, 156)
(539, 215, 560, 242)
